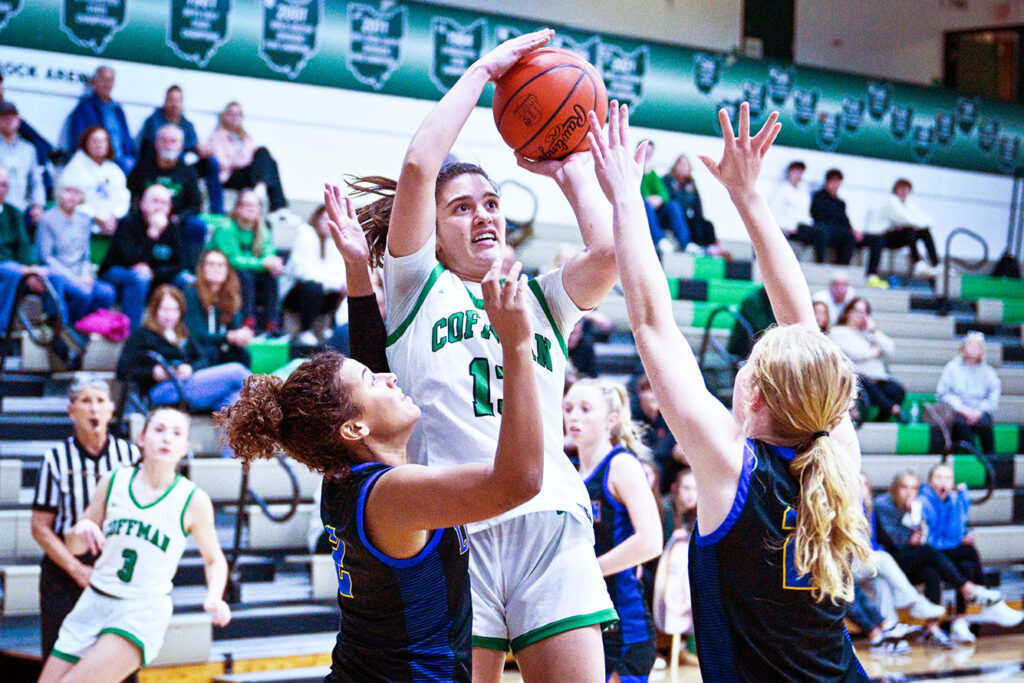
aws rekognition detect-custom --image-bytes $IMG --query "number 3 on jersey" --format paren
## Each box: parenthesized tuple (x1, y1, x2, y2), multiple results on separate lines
(469, 358, 503, 416)
(325, 525, 353, 598)
(781, 506, 813, 590)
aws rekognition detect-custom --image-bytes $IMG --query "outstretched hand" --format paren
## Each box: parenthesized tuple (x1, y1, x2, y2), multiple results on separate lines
(697, 102, 780, 199)
(324, 184, 370, 266)
(476, 28, 553, 81)
(586, 101, 646, 202)
(481, 259, 531, 349)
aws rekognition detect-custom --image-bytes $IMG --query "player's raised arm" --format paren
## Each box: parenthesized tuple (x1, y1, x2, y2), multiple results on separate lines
(387, 29, 553, 259)
(697, 103, 814, 329)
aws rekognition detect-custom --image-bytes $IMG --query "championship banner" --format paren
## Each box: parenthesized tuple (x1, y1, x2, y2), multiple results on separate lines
(3, 0, 1022, 174)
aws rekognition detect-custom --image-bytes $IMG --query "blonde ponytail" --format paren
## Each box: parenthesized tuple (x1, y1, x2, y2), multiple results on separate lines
(748, 325, 871, 604)
(574, 378, 650, 462)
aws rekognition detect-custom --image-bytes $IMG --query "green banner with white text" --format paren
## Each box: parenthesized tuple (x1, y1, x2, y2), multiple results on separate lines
(2, 0, 1022, 174)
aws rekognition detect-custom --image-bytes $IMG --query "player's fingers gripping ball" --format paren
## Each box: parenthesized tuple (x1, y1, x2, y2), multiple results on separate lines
(492, 47, 608, 160)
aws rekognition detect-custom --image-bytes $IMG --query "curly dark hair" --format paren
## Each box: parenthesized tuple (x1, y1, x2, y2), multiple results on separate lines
(347, 162, 498, 268)
(217, 352, 364, 475)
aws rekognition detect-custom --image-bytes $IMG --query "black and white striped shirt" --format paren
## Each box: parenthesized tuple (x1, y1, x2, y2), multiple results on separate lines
(32, 437, 139, 536)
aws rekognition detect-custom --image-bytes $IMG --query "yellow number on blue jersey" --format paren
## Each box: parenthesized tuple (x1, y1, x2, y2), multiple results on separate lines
(325, 525, 353, 598)
(781, 506, 813, 590)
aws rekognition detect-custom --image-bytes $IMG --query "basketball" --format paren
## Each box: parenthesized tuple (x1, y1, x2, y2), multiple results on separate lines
(492, 47, 608, 161)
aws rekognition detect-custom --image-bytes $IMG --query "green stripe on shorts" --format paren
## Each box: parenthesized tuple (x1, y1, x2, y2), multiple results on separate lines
(472, 635, 511, 652)
(50, 648, 80, 663)
(510, 607, 619, 654)
(99, 627, 147, 664)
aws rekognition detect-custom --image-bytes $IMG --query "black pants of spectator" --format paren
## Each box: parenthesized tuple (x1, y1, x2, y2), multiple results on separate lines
(863, 226, 940, 275)
(238, 269, 280, 334)
(952, 411, 995, 455)
(282, 280, 343, 331)
(39, 556, 139, 682)
(940, 544, 987, 614)
(689, 217, 717, 247)
(811, 221, 858, 264)
(891, 544, 968, 612)
(224, 147, 287, 212)
(859, 376, 906, 421)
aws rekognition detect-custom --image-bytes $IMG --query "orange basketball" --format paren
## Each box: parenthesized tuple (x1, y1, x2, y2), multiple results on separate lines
(492, 47, 608, 161)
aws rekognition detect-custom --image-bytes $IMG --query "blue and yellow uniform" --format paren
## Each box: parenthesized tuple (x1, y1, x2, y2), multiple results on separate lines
(690, 439, 869, 682)
(585, 446, 657, 682)
(322, 462, 472, 683)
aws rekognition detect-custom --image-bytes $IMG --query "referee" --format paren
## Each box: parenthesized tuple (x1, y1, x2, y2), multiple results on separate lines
(30, 375, 138, 670)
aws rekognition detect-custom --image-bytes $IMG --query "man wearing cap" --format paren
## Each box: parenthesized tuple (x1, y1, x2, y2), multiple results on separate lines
(35, 181, 116, 323)
(0, 100, 45, 226)
(31, 375, 139, 663)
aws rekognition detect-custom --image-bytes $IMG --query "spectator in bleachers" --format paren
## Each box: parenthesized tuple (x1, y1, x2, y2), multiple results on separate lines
(0, 72, 56, 193)
(30, 375, 139, 670)
(632, 372, 679, 494)
(127, 124, 206, 267)
(116, 284, 250, 412)
(662, 467, 697, 541)
(0, 101, 45, 227)
(137, 85, 224, 214)
(921, 464, 1024, 638)
(59, 125, 131, 237)
(0, 165, 78, 338)
(937, 332, 1000, 455)
(567, 310, 612, 378)
(652, 469, 695, 661)
(810, 168, 860, 265)
(847, 585, 918, 654)
(875, 471, 1009, 646)
(813, 301, 831, 333)
(812, 270, 856, 325)
(281, 204, 347, 345)
(206, 101, 288, 214)
(830, 297, 907, 422)
(35, 180, 116, 323)
(99, 184, 187, 328)
(726, 285, 775, 359)
(207, 188, 283, 334)
(664, 154, 719, 254)
(66, 66, 136, 173)
(856, 473, 947, 638)
(184, 249, 252, 366)
(864, 179, 942, 285)
(771, 160, 818, 250)
(639, 139, 690, 254)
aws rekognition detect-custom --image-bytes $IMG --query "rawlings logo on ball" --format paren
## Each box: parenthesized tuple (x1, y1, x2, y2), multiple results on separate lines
(537, 105, 589, 159)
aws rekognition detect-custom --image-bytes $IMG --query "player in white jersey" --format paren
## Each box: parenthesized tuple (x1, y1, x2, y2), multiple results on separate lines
(345, 28, 619, 682)
(39, 408, 231, 683)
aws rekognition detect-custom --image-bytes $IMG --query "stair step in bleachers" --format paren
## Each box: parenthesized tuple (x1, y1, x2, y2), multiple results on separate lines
(0, 375, 46, 398)
(214, 604, 338, 641)
(247, 504, 316, 551)
(0, 460, 20, 505)
(174, 555, 277, 586)
(188, 458, 320, 504)
(889, 363, 1024, 394)
(972, 525, 1024, 564)
(0, 415, 73, 442)
(214, 666, 329, 683)
(0, 510, 40, 561)
(1, 396, 68, 414)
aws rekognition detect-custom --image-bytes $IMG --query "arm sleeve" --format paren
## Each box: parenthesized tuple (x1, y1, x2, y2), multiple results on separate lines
(810, 191, 825, 222)
(31, 449, 59, 512)
(979, 366, 1001, 414)
(117, 330, 158, 385)
(184, 289, 227, 349)
(35, 216, 75, 280)
(348, 295, 389, 373)
(59, 157, 97, 218)
(539, 267, 586, 335)
(209, 224, 263, 271)
(871, 329, 895, 357)
(936, 361, 965, 412)
(108, 164, 131, 218)
(150, 225, 186, 284)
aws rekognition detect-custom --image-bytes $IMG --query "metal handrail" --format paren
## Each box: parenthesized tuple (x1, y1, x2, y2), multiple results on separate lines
(498, 178, 538, 249)
(940, 228, 989, 304)
(698, 305, 752, 372)
(0, 273, 69, 371)
(225, 455, 302, 603)
(927, 403, 995, 505)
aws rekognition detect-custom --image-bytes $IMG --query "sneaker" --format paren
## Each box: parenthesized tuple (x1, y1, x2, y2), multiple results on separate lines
(968, 600, 1024, 627)
(908, 597, 947, 621)
(881, 622, 922, 641)
(871, 639, 911, 656)
(295, 330, 319, 346)
(967, 585, 1003, 607)
(922, 626, 954, 649)
(913, 261, 942, 278)
(657, 238, 674, 256)
(950, 617, 976, 643)
(866, 274, 889, 289)
(685, 242, 706, 256)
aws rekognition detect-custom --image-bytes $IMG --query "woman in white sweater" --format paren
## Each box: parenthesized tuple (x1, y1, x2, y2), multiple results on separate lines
(281, 204, 347, 344)
(830, 297, 907, 422)
(59, 125, 131, 236)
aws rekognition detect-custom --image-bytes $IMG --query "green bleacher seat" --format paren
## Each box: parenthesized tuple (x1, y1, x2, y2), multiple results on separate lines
(249, 338, 291, 374)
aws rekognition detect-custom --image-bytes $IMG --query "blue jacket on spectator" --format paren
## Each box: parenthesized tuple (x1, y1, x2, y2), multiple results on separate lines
(137, 107, 201, 158)
(919, 484, 970, 550)
(66, 93, 136, 172)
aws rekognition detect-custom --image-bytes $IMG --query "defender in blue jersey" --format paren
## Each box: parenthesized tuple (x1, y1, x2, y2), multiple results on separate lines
(589, 102, 873, 681)
(222, 205, 546, 683)
(564, 379, 662, 683)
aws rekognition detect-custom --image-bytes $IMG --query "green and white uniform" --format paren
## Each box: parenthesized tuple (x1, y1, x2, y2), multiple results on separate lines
(51, 466, 196, 665)
(385, 236, 614, 652)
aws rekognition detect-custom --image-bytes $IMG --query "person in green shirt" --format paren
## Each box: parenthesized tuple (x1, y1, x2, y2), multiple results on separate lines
(206, 188, 284, 334)
(640, 139, 690, 254)
(726, 285, 776, 359)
